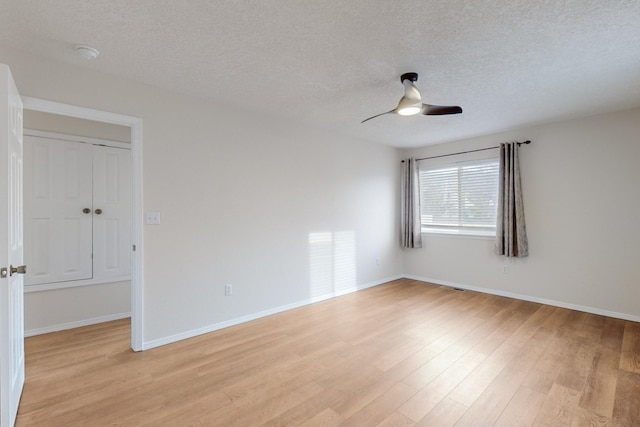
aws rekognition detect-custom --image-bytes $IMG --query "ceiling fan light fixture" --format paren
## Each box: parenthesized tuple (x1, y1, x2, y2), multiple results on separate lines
(397, 106, 421, 116)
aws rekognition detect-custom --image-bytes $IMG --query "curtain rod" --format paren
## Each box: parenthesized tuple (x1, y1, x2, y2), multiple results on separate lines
(402, 140, 531, 162)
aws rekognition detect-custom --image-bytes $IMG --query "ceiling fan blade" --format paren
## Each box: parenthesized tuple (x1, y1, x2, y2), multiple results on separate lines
(421, 104, 463, 115)
(361, 110, 394, 123)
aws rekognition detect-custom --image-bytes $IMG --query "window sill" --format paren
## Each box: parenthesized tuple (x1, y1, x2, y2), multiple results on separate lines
(422, 229, 495, 240)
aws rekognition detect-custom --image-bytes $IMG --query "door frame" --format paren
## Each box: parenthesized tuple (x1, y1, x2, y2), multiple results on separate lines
(22, 97, 144, 351)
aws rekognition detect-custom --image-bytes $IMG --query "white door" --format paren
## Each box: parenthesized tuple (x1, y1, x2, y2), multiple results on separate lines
(92, 145, 132, 279)
(0, 64, 25, 427)
(24, 137, 93, 285)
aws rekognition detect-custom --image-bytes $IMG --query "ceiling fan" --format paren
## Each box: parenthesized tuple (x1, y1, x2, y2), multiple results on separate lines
(362, 72, 463, 123)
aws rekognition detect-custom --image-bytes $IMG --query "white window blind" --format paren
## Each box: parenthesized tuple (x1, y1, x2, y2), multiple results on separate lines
(419, 158, 499, 236)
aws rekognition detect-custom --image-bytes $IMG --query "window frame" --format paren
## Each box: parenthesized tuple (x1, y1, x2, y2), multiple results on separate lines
(418, 156, 499, 238)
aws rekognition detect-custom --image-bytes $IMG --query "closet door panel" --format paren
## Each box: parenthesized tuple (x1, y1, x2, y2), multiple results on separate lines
(29, 218, 51, 280)
(24, 137, 93, 285)
(92, 146, 131, 279)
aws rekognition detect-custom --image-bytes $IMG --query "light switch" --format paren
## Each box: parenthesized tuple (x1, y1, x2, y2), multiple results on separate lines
(145, 212, 161, 225)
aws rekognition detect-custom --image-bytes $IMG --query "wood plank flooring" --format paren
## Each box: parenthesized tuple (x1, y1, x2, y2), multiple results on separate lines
(16, 279, 640, 426)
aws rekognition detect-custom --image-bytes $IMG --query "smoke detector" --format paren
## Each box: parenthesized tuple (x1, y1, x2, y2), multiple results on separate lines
(75, 45, 99, 60)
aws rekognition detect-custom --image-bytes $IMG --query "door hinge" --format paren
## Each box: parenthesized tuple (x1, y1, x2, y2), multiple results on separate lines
(132, 244, 136, 252)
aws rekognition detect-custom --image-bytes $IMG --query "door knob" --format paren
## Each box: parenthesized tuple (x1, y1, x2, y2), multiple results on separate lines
(83, 208, 91, 214)
(95, 209, 102, 215)
(10, 265, 27, 276)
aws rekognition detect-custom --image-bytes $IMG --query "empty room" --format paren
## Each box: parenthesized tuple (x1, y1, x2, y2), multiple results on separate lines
(1, 1, 639, 426)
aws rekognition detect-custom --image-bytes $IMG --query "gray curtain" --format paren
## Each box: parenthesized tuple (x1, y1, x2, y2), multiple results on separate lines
(401, 158, 422, 248)
(495, 142, 528, 257)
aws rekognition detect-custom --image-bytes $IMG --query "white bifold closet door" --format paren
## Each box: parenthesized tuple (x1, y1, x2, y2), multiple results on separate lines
(25, 137, 93, 284)
(24, 135, 131, 286)
(92, 144, 132, 280)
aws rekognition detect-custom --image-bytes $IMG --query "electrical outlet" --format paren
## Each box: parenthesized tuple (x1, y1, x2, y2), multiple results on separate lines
(376, 257, 380, 266)
(503, 265, 509, 274)
(224, 284, 233, 296)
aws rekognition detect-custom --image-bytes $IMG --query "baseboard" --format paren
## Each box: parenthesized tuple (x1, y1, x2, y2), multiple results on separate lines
(403, 274, 640, 323)
(25, 312, 132, 337)
(141, 274, 404, 350)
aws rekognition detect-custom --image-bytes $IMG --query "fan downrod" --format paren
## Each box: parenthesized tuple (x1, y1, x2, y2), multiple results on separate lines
(400, 72, 418, 83)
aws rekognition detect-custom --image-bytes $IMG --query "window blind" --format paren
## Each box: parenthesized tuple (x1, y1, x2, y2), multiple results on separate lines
(419, 158, 499, 235)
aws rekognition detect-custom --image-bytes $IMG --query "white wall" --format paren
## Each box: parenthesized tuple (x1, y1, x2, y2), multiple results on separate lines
(24, 110, 131, 143)
(1, 46, 404, 346)
(402, 107, 640, 320)
(24, 282, 131, 336)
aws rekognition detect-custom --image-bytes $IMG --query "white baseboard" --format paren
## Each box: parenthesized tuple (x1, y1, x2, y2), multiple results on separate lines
(141, 275, 404, 351)
(25, 312, 132, 337)
(403, 274, 640, 323)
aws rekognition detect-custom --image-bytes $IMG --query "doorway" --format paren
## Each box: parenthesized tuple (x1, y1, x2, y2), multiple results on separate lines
(22, 97, 144, 351)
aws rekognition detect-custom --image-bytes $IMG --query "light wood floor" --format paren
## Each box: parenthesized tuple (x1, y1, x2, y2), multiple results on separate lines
(16, 279, 640, 426)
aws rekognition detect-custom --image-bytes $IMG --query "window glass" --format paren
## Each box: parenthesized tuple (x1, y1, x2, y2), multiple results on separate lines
(419, 158, 499, 236)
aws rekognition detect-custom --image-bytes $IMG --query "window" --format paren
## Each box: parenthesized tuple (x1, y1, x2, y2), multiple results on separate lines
(419, 158, 499, 236)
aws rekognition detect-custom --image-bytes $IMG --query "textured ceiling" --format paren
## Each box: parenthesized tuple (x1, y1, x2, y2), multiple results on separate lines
(1, 0, 640, 148)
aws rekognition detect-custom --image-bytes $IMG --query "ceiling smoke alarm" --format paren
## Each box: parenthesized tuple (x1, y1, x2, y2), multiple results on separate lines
(75, 45, 99, 60)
